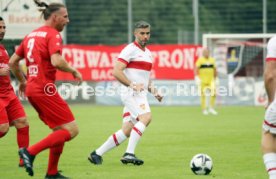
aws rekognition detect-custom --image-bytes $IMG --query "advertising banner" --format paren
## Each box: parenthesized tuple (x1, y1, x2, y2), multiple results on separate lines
(56, 44, 202, 81)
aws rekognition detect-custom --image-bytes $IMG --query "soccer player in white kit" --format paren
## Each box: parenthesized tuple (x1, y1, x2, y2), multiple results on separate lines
(88, 21, 163, 165)
(262, 36, 276, 179)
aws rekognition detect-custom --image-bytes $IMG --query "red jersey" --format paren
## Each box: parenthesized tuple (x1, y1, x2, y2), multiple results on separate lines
(15, 26, 62, 96)
(0, 44, 13, 98)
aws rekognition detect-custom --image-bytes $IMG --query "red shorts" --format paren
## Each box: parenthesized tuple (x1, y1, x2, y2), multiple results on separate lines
(28, 93, 75, 129)
(0, 102, 8, 124)
(0, 94, 26, 125)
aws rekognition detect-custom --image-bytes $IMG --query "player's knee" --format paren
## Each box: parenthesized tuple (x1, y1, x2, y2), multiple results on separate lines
(138, 113, 152, 126)
(70, 126, 79, 138)
(261, 131, 276, 153)
(0, 123, 9, 137)
(61, 121, 79, 139)
(13, 117, 29, 128)
(122, 127, 131, 137)
(122, 128, 131, 137)
(148, 115, 153, 124)
(122, 122, 133, 137)
(147, 113, 152, 121)
(264, 70, 275, 84)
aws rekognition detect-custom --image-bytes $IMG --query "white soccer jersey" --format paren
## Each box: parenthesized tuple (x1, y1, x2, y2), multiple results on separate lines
(117, 41, 152, 89)
(267, 36, 276, 61)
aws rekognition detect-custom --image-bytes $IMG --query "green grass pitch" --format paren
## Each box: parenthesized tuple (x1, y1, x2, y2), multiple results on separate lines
(0, 105, 267, 179)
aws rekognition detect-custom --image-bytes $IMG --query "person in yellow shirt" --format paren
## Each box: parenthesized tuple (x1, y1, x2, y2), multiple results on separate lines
(195, 48, 218, 115)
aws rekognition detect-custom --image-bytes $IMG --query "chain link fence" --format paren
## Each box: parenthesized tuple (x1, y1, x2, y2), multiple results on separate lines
(66, 0, 276, 45)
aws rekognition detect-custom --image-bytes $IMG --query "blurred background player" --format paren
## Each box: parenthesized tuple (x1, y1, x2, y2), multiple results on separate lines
(9, 0, 82, 178)
(0, 16, 29, 167)
(195, 48, 218, 115)
(262, 35, 276, 179)
(88, 21, 163, 166)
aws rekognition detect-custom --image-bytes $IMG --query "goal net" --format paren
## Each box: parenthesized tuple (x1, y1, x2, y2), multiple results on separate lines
(202, 34, 276, 80)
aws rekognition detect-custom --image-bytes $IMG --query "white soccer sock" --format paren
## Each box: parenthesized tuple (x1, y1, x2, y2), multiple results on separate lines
(126, 121, 146, 154)
(264, 153, 276, 179)
(96, 129, 127, 156)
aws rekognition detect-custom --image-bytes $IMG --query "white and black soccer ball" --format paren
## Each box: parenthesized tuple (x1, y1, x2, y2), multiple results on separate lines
(190, 154, 213, 175)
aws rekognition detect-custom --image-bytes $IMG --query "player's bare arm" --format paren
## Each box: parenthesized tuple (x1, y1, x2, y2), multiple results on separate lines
(9, 54, 26, 83)
(51, 53, 83, 84)
(148, 79, 163, 102)
(113, 61, 144, 91)
(9, 54, 27, 97)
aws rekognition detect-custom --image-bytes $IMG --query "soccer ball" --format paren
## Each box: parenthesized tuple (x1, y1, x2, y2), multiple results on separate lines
(190, 153, 213, 175)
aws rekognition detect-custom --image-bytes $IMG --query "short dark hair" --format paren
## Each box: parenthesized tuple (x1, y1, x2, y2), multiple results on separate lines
(33, 0, 65, 20)
(0, 17, 3, 21)
(134, 21, 151, 31)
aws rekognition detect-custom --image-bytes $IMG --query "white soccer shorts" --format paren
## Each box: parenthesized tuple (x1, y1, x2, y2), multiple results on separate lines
(263, 101, 276, 134)
(120, 88, 150, 124)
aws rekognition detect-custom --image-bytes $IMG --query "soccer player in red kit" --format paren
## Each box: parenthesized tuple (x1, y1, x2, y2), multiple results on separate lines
(0, 16, 29, 167)
(9, 1, 82, 178)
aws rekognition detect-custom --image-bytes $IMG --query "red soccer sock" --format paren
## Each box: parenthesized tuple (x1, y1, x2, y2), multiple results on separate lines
(17, 126, 29, 148)
(47, 143, 64, 175)
(28, 129, 71, 156)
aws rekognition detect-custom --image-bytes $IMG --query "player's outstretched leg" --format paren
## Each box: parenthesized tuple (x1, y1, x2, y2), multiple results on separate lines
(120, 153, 144, 165)
(46, 144, 64, 178)
(16, 124, 30, 167)
(45, 171, 69, 179)
(122, 121, 146, 166)
(88, 151, 103, 165)
(19, 148, 35, 176)
(88, 129, 128, 165)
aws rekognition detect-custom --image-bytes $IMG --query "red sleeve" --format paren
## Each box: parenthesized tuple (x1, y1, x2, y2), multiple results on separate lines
(118, 58, 128, 65)
(48, 31, 62, 56)
(15, 41, 25, 58)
